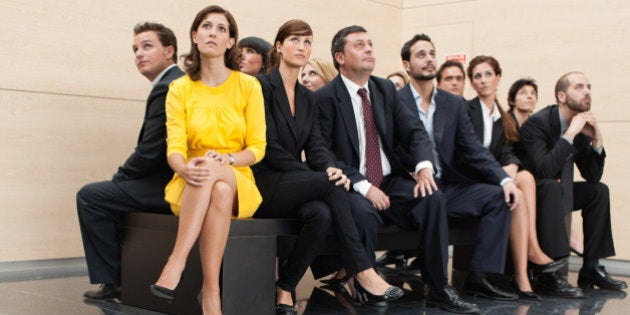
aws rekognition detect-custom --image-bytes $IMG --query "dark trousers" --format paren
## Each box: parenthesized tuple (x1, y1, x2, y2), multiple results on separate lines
(254, 171, 372, 292)
(381, 175, 449, 289)
(535, 179, 615, 263)
(442, 182, 512, 274)
(77, 180, 171, 285)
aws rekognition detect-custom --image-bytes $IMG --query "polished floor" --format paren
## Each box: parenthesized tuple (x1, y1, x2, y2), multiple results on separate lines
(0, 266, 628, 315)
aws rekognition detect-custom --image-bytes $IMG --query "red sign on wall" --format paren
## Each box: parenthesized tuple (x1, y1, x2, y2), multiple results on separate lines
(445, 54, 467, 64)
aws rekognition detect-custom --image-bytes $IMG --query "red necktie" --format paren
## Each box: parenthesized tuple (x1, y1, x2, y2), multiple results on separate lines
(358, 88, 383, 187)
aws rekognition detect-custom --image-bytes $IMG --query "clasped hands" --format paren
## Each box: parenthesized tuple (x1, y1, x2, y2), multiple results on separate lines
(326, 167, 350, 191)
(179, 150, 229, 186)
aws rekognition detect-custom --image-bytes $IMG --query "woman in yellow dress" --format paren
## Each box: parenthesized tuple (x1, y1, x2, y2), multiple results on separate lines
(149, 5, 266, 314)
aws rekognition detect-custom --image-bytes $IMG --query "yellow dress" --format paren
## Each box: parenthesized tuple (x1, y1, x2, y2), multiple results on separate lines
(164, 71, 266, 218)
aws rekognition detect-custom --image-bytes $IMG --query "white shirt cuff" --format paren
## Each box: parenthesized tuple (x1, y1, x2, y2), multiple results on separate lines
(353, 180, 372, 197)
(561, 135, 573, 145)
(592, 146, 603, 155)
(414, 160, 434, 175)
(500, 177, 514, 186)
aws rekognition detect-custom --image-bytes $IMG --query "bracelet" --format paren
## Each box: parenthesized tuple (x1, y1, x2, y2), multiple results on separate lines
(228, 153, 235, 165)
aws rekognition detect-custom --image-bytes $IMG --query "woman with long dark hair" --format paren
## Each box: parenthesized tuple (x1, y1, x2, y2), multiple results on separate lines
(253, 19, 402, 314)
(149, 6, 266, 314)
(466, 56, 556, 300)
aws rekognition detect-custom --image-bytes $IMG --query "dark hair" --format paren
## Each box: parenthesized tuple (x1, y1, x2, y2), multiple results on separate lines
(183, 5, 240, 80)
(238, 36, 272, 74)
(554, 71, 583, 103)
(330, 25, 367, 70)
(400, 34, 433, 62)
(467, 55, 518, 142)
(436, 60, 465, 84)
(269, 20, 313, 71)
(508, 78, 538, 108)
(133, 22, 178, 63)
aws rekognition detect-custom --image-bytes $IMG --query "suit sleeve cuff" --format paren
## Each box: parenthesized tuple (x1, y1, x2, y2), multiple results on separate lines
(561, 135, 573, 145)
(592, 146, 604, 155)
(353, 180, 372, 197)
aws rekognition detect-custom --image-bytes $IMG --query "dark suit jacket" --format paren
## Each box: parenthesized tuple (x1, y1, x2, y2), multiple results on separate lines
(252, 68, 337, 195)
(519, 105, 605, 182)
(114, 65, 184, 204)
(466, 97, 520, 167)
(317, 74, 433, 184)
(398, 85, 507, 185)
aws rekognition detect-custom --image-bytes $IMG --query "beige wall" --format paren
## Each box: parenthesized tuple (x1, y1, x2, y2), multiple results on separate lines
(1, 0, 629, 262)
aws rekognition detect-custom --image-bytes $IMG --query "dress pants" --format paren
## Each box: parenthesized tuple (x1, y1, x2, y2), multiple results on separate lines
(381, 175, 449, 289)
(442, 182, 512, 274)
(254, 171, 372, 292)
(535, 179, 615, 261)
(77, 180, 171, 285)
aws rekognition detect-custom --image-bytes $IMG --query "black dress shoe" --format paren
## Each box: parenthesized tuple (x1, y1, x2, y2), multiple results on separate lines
(353, 278, 404, 306)
(83, 284, 121, 301)
(427, 285, 480, 314)
(529, 258, 568, 275)
(275, 303, 297, 315)
(512, 280, 541, 301)
(578, 265, 628, 290)
(462, 274, 518, 301)
(375, 251, 407, 269)
(150, 284, 175, 300)
(534, 271, 584, 299)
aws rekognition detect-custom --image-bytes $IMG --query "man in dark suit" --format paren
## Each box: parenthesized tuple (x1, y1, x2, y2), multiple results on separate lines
(317, 26, 478, 314)
(77, 22, 184, 300)
(397, 34, 521, 302)
(519, 71, 627, 295)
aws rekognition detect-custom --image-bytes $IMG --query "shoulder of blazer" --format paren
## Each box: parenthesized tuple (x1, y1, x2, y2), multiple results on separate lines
(398, 84, 414, 106)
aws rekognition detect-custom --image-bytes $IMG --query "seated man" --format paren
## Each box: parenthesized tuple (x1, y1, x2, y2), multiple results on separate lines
(519, 71, 627, 297)
(77, 22, 184, 300)
(318, 26, 479, 314)
(397, 34, 520, 302)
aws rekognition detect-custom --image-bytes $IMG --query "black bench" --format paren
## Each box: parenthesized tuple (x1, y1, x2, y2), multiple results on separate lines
(121, 213, 477, 315)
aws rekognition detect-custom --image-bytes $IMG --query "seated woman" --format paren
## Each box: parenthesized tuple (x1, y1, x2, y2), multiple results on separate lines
(238, 36, 272, 75)
(253, 20, 403, 314)
(465, 56, 558, 300)
(149, 5, 266, 315)
(300, 57, 337, 91)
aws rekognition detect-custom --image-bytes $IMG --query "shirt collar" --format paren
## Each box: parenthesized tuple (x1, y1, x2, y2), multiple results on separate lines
(409, 84, 437, 108)
(480, 99, 501, 122)
(151, 64, 177, 87)
(340, 73, 369, 97)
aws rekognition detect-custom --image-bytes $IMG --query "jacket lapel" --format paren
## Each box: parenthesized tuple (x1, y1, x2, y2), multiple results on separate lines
(468, 98, 484, 141)
(368, 79, 388, 150)
(433, 89, 447, 149)
(335, 77, 360, 157)
(270, 69, 298, 143)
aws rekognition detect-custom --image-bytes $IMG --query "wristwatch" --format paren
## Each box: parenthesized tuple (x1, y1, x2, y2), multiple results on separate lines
(228, 153, 235, 165)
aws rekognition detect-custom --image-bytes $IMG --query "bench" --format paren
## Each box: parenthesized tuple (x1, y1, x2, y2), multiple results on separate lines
(120, 213, 477, 315)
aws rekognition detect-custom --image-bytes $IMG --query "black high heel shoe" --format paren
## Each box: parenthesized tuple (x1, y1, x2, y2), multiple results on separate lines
(512, 280, 542, 301)
(353, 278, 404, 306)
(150, 284, 175, 300)
(570, 246, 584, 257)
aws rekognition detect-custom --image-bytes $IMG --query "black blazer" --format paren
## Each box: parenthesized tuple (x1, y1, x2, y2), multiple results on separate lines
(466, 97, 520, 167)
(519, 105, 605, 182)
(398, 85, 507, 185)
(252, 68, 337, 193)
(114, 66, 184, 204)
(317, 74, 433, 184)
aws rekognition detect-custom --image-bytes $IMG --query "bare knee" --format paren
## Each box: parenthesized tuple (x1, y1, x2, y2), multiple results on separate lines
(208, 181, 235, 214)
(516, 170, 535, 187)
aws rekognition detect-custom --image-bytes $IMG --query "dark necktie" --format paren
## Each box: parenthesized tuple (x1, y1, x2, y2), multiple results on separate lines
(358, 88, 383, 187)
